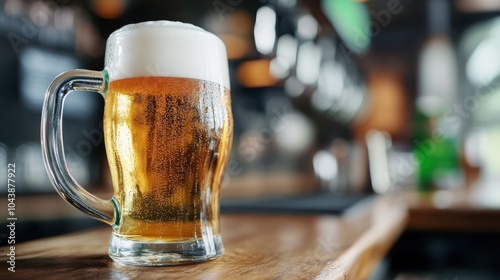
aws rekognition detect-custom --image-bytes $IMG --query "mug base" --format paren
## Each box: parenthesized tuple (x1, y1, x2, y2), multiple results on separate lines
(108, 233, 224, 266)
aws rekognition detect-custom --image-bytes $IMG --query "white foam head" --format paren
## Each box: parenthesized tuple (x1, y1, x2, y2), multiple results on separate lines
(105, 21, 230, 89)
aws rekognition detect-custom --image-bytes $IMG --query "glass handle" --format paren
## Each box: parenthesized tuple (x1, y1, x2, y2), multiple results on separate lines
(41, 69, 116, 225)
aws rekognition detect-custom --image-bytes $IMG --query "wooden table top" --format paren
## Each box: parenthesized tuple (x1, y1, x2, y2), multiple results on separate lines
(1, 194, 407, 280)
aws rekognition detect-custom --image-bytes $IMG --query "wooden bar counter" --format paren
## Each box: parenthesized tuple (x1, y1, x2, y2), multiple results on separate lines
(3, 188, 500, 279)
(1, 193, 406, 280)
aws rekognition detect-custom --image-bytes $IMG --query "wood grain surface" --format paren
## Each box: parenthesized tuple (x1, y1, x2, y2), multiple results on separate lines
(0, 194, 407, 280)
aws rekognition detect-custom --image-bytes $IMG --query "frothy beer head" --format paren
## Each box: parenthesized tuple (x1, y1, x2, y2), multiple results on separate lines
(104, 21, 230, 89)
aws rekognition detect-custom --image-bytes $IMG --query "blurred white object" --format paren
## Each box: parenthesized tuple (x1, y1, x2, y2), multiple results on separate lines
(366, 130, 416, 194)
(366, 130, 393, 194)
(274, 111, 315, 156)
(313, 150, 338, 190)
(313, 139, 368, 193)
(254, 6, 277, 55)
(417, 0, 457, 118)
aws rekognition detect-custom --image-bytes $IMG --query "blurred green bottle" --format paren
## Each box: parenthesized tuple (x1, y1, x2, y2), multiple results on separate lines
(414, 0, 462, 193)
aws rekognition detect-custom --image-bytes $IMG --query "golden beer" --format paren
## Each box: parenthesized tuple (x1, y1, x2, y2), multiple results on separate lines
(104, 76, 233, 241)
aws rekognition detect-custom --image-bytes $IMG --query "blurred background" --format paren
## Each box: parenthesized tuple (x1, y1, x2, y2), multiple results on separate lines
(2, 0, 500, 278)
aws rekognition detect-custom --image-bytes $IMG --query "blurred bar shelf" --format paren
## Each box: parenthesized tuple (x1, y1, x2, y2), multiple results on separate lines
(405, 189, 500, 232)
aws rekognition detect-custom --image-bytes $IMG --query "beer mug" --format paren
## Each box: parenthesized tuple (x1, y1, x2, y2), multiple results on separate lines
(41, 21, 232, 266)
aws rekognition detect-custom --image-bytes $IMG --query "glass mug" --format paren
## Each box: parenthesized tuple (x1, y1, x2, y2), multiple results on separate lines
(41, 21, 233, 266)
